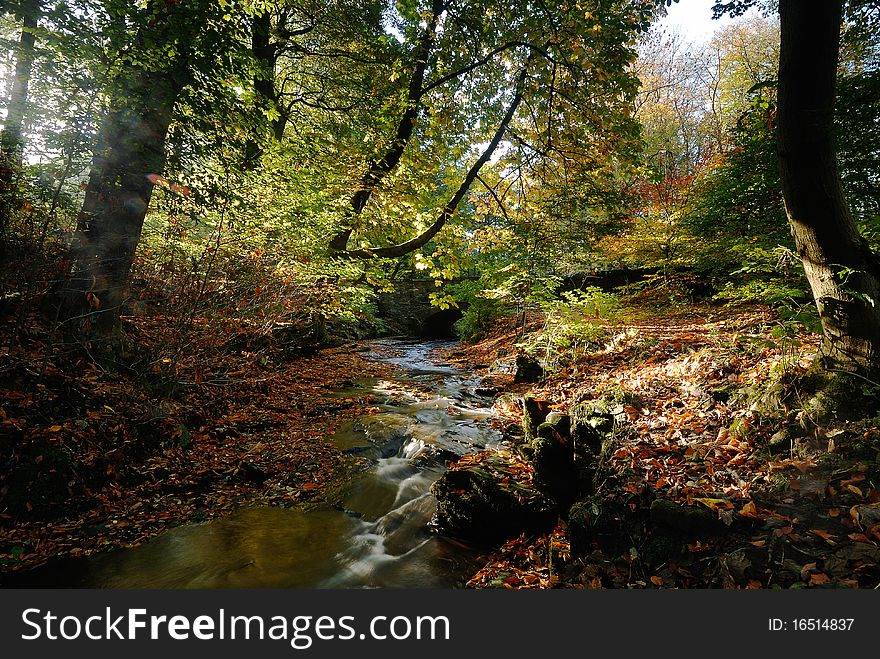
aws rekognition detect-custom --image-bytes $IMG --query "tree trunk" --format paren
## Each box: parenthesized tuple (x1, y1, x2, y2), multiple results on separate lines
(341, 65, 529, 260)
(64, 61, 188, 338)
(1, 0, 38, 159)
(244, 11, 285, 167)
(777, 0, 880, 374)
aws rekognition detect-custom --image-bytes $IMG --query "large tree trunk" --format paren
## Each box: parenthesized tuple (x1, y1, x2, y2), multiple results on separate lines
(777, 0, 880, 374)
(1, 0, 38, 159)
(64, 60, 189, 338)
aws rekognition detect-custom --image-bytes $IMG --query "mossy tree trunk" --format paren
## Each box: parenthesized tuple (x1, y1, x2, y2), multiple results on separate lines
(777, 0, 880, 375)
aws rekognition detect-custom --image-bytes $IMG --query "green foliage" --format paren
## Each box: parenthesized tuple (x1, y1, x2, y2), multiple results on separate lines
(521, 287, 619, 370)
(713, 246, 808, 305)
(448, 279, 504, 340)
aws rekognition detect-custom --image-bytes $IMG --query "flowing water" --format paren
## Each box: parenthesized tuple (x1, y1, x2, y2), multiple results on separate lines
(10, 340, 500, 588)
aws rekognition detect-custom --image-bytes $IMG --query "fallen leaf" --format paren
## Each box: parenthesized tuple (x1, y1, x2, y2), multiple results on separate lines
(739, 501, 761, 518)
(810, 529, 837, 544)
(809, 572, 830, 586)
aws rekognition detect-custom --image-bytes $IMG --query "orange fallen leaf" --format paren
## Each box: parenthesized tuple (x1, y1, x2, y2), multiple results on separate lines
(739, 501, 761, 518)
(810, 529, 837, 543)
(650, 575, 664, 586)
(809, 572, 830, 586)
(845, 484, 864, 498)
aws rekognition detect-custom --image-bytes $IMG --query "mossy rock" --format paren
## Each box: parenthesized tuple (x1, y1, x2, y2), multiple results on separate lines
(746, 367, 879, 423)
(649, 499, 727, 537)
(522, 394, 552, 443)
(431, 454, 556, 545)
(567, 497, 632, 558)
(641, 528, 687, 566)
(532, 434, 576, 508)
(571, 399, 622, 436)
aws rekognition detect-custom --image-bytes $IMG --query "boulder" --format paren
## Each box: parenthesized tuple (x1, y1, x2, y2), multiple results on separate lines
(431, 452, 556, 545)
(514, 355, 544, 383)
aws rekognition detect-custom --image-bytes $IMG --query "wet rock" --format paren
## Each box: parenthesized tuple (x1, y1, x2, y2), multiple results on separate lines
(649, 499, 727, 537)
(514, 355, 544, 383)
(431, 453, 556, 545)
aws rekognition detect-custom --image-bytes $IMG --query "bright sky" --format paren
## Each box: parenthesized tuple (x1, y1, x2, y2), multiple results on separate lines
(657, 0, 759, 42)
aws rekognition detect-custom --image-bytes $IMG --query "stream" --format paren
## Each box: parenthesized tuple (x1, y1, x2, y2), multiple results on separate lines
(12, 340, 500, 588)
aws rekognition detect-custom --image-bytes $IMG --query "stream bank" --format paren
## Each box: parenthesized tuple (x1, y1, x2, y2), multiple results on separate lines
(3, 340, 503, 587)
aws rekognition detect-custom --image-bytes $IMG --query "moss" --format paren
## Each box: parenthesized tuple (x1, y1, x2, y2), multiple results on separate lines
(744, 365, 879, 424)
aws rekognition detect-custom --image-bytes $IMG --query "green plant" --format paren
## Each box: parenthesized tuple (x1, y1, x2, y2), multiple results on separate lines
(522, 287, 619, 370)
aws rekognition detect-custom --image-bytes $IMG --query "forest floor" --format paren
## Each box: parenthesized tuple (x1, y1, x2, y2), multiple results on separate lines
(0, 305, 392, 576)
(440, 296, 880, 589)
(2, 292, 880, 588)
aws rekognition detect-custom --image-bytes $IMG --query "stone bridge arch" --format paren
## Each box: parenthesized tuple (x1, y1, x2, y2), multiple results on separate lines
(375, 279, 467, 338)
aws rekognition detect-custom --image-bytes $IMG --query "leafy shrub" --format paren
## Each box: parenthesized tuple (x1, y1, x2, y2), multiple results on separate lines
(522, 287, 620, 369)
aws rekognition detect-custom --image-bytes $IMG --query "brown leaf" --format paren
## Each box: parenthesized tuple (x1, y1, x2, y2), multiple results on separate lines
(810, 529, 837, 543)
(809, 572, 830, 586)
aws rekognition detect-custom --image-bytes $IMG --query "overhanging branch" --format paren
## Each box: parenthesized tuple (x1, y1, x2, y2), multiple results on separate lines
(336, 65, 530, 260)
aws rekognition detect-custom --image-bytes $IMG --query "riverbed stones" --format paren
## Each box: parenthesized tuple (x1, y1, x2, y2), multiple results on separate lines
(430, 452, 556, 545)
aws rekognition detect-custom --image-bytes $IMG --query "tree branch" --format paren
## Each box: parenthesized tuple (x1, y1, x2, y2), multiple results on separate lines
(328, 0, 445, 251)
(337, 64, 530, 260)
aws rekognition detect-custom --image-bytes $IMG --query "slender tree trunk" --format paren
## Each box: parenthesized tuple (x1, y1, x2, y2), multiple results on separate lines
(777, 0, 880, 374)
(1, 0, 38, 160)
(0, 1, 38, 253)
(328, 0, 445, 251)
(341, 64, 530, 260)
(244, 11, 285, 168)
